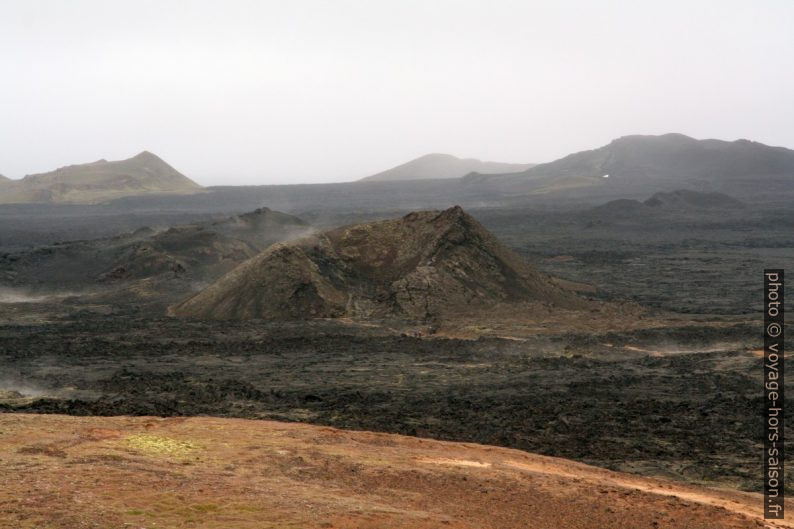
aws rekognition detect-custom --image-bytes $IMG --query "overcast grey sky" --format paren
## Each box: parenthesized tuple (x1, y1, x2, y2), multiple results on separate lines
(1, 0, 792, 185)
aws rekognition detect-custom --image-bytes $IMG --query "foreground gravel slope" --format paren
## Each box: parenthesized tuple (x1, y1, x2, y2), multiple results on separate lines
(1, 414, 788, 529)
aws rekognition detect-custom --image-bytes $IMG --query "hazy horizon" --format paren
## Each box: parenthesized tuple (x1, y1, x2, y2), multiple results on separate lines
(1, 0, 793, 186)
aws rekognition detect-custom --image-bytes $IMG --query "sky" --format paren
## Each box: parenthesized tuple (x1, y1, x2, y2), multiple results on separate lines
(1, 0, 793, 186)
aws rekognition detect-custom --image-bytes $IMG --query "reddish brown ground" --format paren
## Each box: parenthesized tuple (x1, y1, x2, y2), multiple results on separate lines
(0, 414, 789, 529)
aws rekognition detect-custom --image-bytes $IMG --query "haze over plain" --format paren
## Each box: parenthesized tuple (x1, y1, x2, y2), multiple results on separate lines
(1, 0, 793, 185)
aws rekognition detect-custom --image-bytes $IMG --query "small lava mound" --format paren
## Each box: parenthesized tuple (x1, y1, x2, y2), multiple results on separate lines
(644, 189, 745, 209)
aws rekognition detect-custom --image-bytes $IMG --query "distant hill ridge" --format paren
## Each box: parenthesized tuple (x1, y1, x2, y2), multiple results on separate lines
(462, 133, 794, 198)
(3, 133, 791, 205)
(526, 133, 794, 180)
(360, 153, 534, 182)
(0, 151, 202, 204)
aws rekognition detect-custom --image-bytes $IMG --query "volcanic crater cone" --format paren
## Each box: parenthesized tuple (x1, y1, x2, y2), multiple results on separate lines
(170, 206, 587, 321)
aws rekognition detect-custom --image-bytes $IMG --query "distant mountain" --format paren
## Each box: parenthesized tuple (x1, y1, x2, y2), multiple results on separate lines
(0, 151, 202, 204)
(170, 206, 585, 321)
(464, 134, 794, 199)
(360, 153, 534, 182)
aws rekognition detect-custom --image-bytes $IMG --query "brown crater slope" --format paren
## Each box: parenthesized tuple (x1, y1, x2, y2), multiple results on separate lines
(0, 414, 788, 529)
(170, 206, 587, 321)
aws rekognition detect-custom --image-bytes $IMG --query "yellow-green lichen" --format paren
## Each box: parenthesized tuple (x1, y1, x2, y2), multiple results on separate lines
(125, 434, 199, 458)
